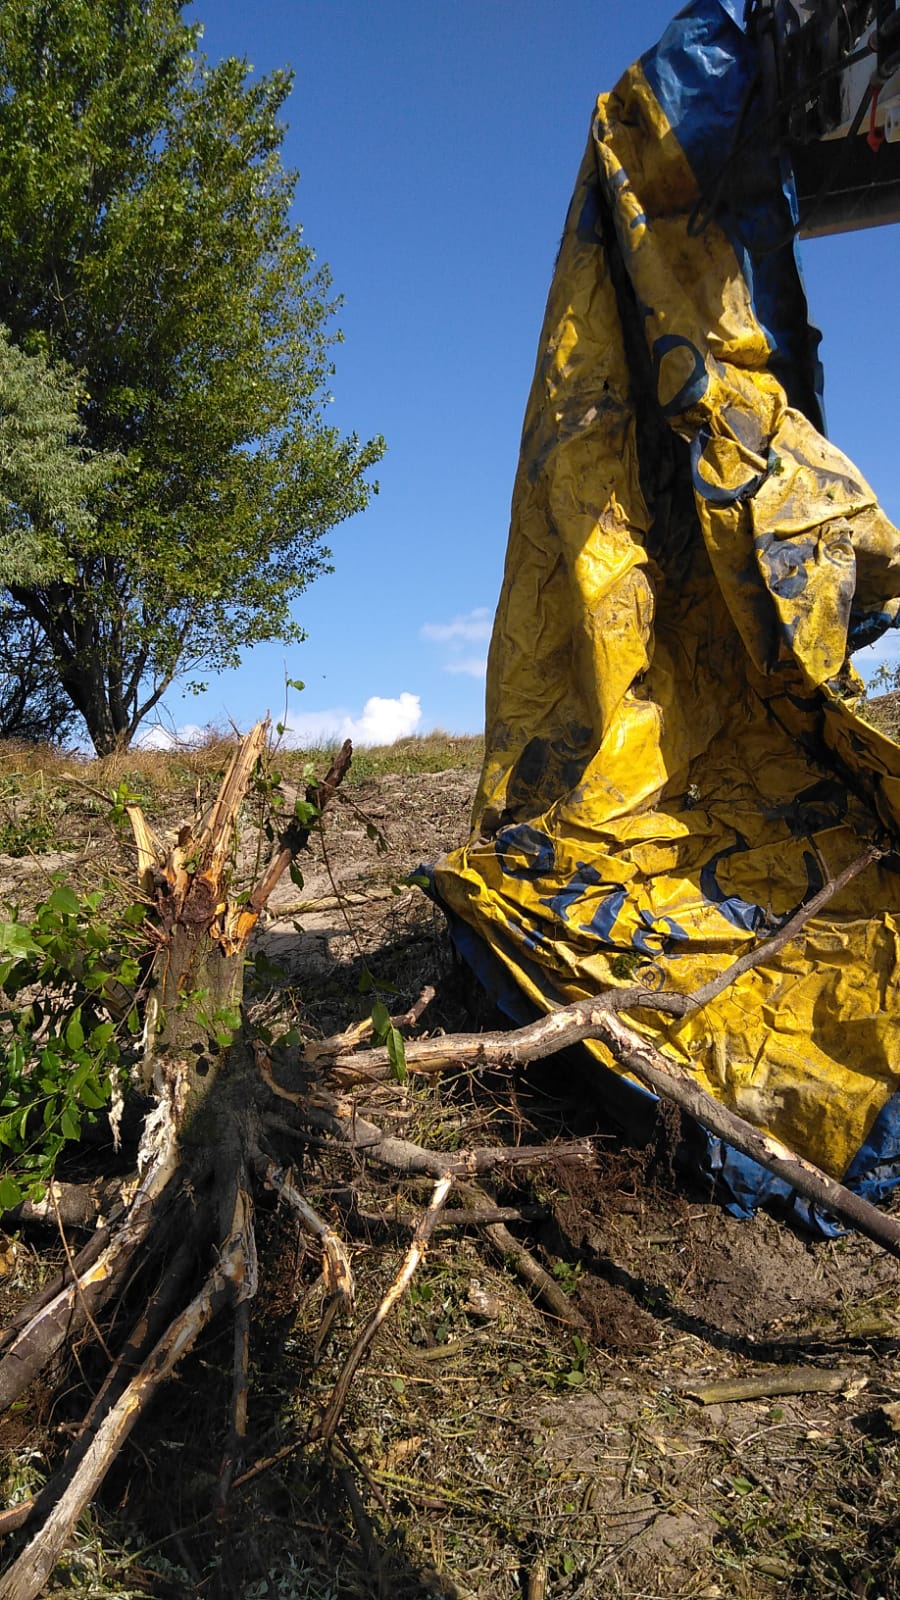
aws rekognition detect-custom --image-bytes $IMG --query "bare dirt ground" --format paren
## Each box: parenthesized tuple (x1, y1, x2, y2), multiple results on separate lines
(1, 745, 900, 1599)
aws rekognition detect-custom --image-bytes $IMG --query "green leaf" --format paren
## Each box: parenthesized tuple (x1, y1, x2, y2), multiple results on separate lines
(370, 1000, 391, 1038)
(48, 886, 80, 918)
(289, 861, 304, 889)
(65, 1012, 84, 1051)
(0, 1174, 22, 1209)
(386, 1026, 408, 1085)
(0, 921, 40, 961)
(79, 1078, 110, 1110)
(60, 1105, 81, 1141)
(293, 799, 319, 827)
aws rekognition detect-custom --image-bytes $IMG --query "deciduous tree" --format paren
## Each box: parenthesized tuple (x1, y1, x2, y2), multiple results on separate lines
(0, 0, 382, 754)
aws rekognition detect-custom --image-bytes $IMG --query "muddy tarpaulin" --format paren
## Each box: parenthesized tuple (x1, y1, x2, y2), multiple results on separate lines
(432, 0, 900, 1220)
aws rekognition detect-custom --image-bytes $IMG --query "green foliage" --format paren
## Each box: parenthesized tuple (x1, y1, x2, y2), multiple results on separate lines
(0, 884, 141, 1205)
(370, 997, 408, 1083)
(0, 0, 383, 755)
(0, 326, 117, 589)
(0, 773, 68, 856)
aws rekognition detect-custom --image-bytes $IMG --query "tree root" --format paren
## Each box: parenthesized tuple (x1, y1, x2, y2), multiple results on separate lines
(0, 1148, 181, 1415)
(0, 1187, 255, 1600)
(310, 1173, 456, 1446)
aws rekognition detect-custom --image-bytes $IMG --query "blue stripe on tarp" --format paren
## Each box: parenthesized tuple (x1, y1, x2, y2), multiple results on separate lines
(848, 606, 900, 653)
(640, 0, 825, 431)
(843, 1089, 900, 1204)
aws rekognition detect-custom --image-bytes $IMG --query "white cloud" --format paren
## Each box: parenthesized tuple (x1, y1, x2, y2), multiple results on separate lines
(444, 654, 488, 679)
(421, 606, 493, 682)
(135, 722, 206, 750)
(135, 694, 423, 754)
(282, 692, 422, 748)
(420, 607, 492, 645)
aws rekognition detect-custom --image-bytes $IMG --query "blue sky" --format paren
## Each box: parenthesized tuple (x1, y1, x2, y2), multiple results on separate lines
(151, 1, 900, 746)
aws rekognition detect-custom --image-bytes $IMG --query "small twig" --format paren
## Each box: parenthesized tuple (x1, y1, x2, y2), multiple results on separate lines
(252, 1151, 354, 1339)
(230, 1432, 309, 1495)
(304, 984, 436, 1066)
(248, 739, 352, 920)
(335, 1464, 385, 1594)
(215, 1298, 251, 1517)
(49, 1185, 114, 1364)
(310, 1173, 455, 1446)
(684, 1367, 866, 1405)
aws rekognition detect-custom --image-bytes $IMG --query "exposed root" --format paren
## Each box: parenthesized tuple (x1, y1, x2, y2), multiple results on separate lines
(252, 1149, 354, 1350)
(215, 1297, 252, 1517)
(0, 1188, 255, 1600)
(456, 1180, 588, 1330)
(0, 1148, 181, 1415)
(310, 1173, 455, 1446)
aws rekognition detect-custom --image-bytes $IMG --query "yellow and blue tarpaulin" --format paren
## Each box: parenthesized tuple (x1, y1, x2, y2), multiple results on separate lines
(433, 0, 900, 1220)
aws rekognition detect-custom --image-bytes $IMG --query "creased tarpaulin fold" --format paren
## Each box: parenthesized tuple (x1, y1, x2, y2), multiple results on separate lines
(432, 0, 900, 1220)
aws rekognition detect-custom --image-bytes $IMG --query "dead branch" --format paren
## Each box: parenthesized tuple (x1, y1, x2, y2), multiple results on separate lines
(325, 842, 882, 1080)
(252, 1151, 355, 1325)
(684, 1367, 865, 1404)
(0, 1150, 181, 1416)
(329, 1188, 550, 1233)
(301, 844, 900, 1257)
(310, 1173, 455, 1446)
(0, 1189, 256, 1600)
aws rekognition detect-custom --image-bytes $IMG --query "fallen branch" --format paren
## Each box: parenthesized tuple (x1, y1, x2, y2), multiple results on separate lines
(310, 1173, 455, 1446)
(325, 843, 882, 1079)
(309, 843, 900, 1258)
(684, 1367, 866, 1405)
(0, 1189, 255, 1600)
(252, 1150, 354, 1347)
